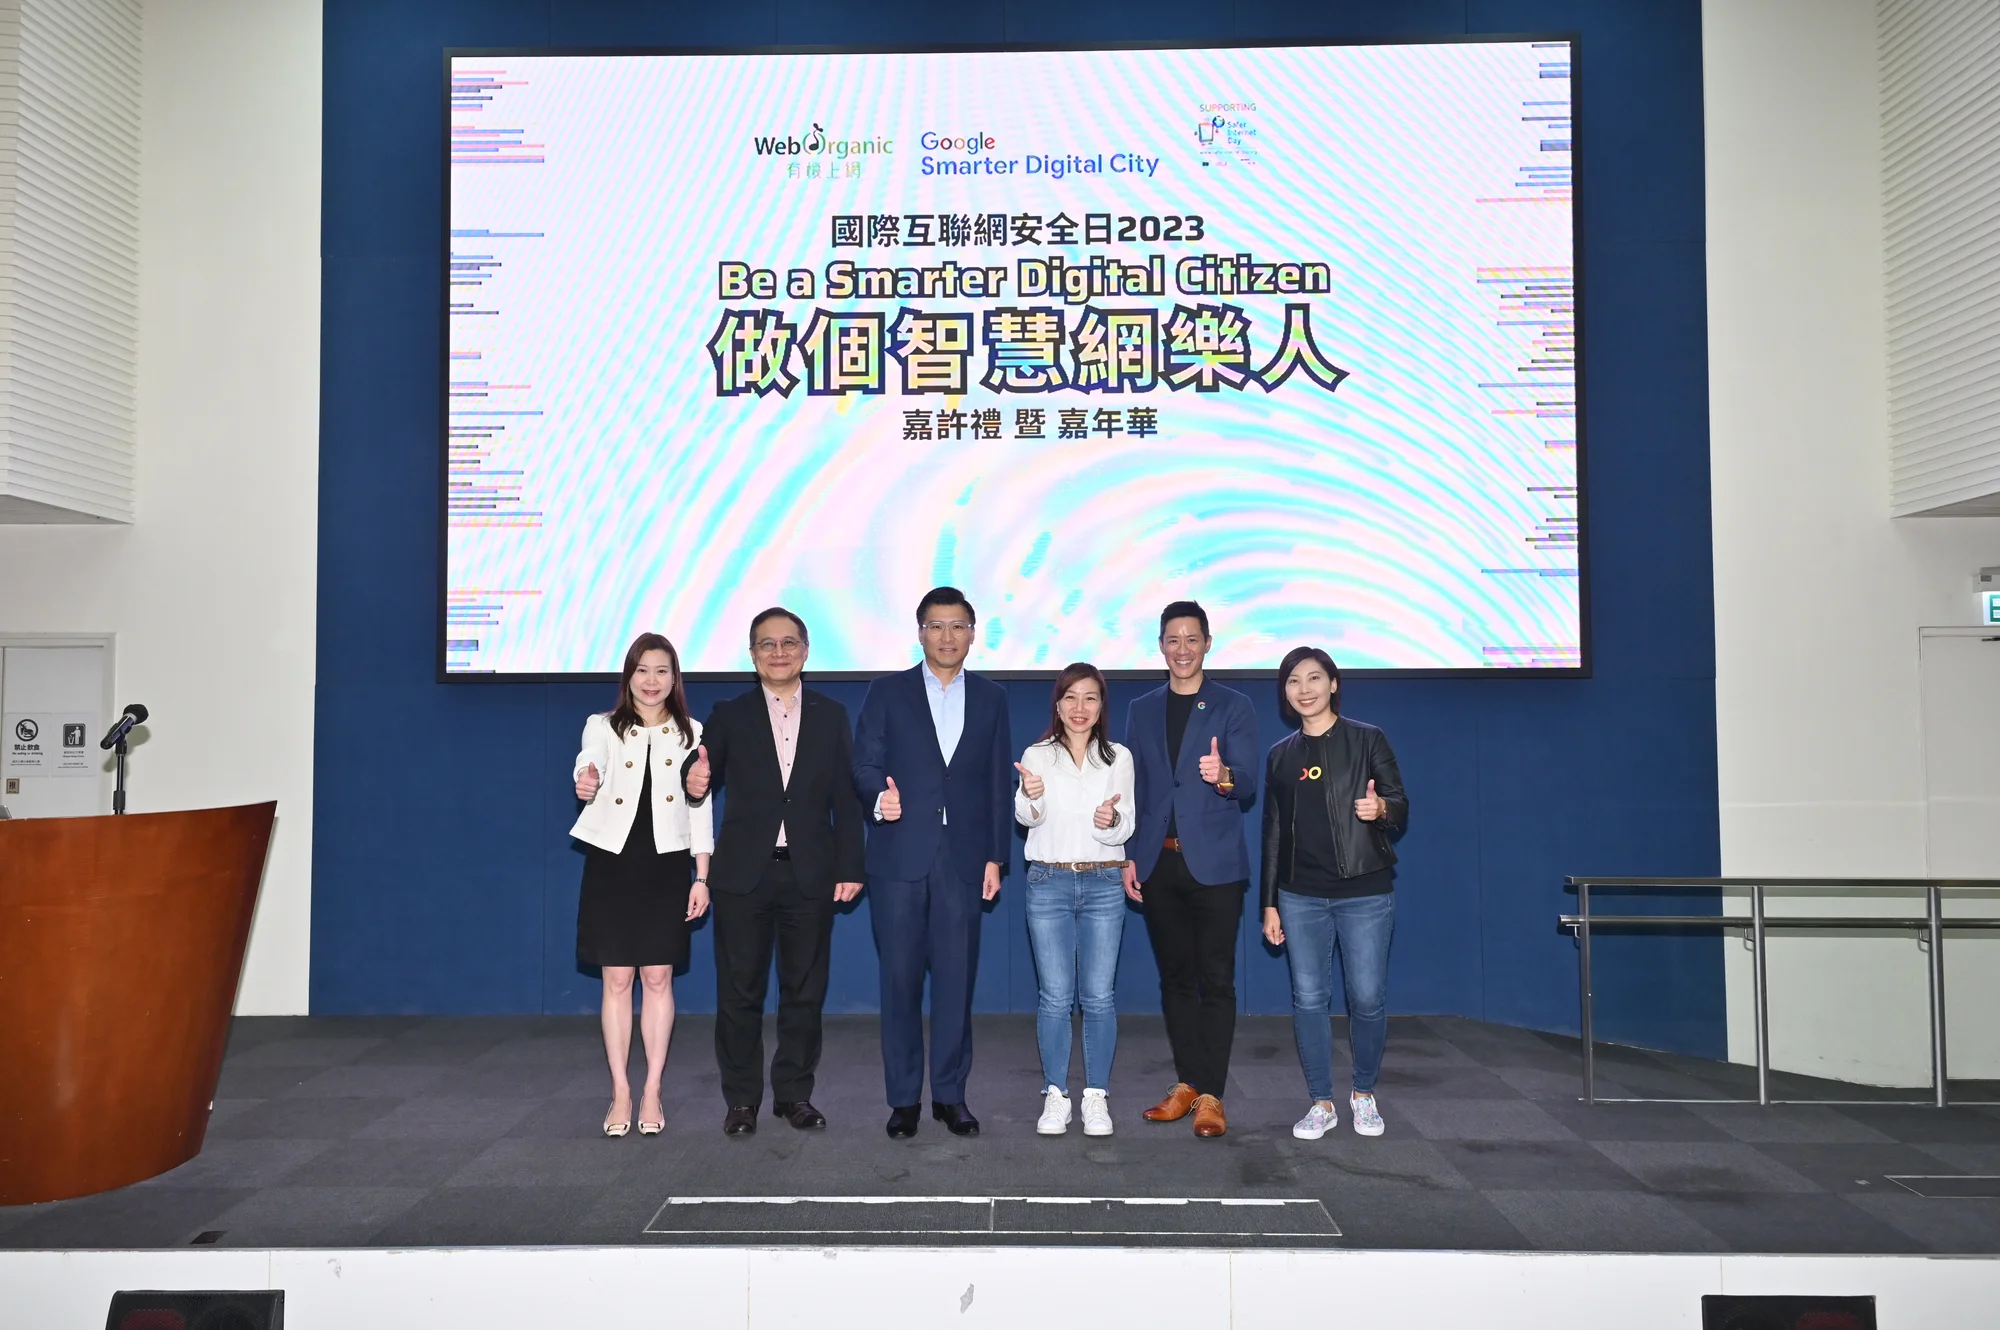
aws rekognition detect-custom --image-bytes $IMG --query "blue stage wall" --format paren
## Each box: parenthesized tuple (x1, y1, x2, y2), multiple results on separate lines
(315, 0, 1720, 1057)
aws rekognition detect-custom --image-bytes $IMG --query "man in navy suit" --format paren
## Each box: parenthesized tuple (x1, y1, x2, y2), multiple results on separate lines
(852, 586, 1013, 1139)
(1121, 599, 1260, 1138)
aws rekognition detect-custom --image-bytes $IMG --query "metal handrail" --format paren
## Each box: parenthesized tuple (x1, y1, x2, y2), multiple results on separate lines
(1560, 876, 2000, 1108)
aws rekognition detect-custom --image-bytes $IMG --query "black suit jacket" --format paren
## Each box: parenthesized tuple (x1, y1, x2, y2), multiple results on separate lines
(697, 685, 865, 896)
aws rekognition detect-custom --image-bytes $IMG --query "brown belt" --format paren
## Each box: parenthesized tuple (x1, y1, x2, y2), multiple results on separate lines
(1034, 860, 1126, 871)
(1162, 837, 1183, 853)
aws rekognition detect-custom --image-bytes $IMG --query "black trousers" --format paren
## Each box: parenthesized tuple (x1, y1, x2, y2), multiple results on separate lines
(1141, 848, 1247, 1098)
(711, 856, 836, 1107)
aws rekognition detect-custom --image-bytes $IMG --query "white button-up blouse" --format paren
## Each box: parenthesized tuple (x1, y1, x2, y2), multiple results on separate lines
(1013, 737, 1136, 864)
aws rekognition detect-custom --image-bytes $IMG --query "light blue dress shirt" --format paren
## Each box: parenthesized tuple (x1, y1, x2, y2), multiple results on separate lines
(923, 663, 965, 764)
(874, 664, 969, 824)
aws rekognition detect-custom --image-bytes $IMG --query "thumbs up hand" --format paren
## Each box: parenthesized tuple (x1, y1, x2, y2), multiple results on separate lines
(879, 776, 903, 822)
(1093, 792, 1122, 830)
(1355, 778, 1387, 822)
(575, 763, 601, 802)
(1198, 735, 1225, 785)
(685, 745, 712, 800)
(1014, 761, 1045, 801)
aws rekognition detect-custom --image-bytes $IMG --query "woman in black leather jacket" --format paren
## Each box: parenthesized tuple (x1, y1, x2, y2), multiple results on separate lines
(1258, 646, 1407, 1140)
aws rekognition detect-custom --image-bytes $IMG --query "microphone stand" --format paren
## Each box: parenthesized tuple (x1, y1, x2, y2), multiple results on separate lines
(113, 736, 129, 815)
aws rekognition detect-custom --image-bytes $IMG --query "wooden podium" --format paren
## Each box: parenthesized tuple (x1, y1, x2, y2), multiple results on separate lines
(0, 802, 276, 1205)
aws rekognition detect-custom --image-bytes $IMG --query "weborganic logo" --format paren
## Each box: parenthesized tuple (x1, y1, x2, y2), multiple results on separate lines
(753, 122, 893, 158)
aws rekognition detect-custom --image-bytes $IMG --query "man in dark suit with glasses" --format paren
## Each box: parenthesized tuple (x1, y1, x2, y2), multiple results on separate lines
(685, 607, 864, 1136)
(852, 586, 1014, 1140)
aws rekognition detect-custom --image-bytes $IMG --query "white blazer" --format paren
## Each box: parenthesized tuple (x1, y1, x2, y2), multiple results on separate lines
(569, 712, 714, 857)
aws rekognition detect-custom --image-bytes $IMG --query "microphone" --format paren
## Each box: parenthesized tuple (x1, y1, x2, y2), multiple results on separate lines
(99, 703, 149, 750)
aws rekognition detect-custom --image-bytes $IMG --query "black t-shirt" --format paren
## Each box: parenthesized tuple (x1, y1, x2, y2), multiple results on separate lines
(1164, 687, 1199, 840)
(1282, 729, 1391, 900)
(1166, 687, 1198, 767)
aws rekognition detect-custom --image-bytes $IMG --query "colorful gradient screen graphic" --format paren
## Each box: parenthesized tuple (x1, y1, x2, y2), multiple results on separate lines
(445, 42, 1581, 676)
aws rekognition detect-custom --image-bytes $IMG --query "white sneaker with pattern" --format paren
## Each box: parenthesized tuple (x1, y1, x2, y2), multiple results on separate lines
(1350, 1092, 1385, 1136)
(1080, 1088, 1113, 1136)
(1037, 1085, 1072, 1136)
(1291, 1100, 1338, 1140)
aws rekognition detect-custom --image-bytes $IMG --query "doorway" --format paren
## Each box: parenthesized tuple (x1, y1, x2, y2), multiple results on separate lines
(0, 635, 114, 819)
(1920, 627, 2000, 1081)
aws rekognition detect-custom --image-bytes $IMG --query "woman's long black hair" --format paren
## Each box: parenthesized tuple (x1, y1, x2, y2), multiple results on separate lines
(607, 632, 695, 747)
(1035, 661, 1117, 765)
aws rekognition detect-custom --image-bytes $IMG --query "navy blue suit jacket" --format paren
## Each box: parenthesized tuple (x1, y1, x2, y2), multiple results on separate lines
(852, 664, 1013, 884)
(1125, 680, 1260, 885)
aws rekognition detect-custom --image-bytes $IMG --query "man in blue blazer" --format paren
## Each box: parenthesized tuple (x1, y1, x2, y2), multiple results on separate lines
(1121, 599, 1260, 1138)
(852, 586, 1013, 1140)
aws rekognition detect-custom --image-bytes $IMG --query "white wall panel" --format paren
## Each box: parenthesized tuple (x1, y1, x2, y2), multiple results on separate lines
(0, 0, 320, 1012)
(0, 0, 140, 523)
(7, 1248, 2000, 1330)
(1705, 0, 2000, 1085)
(1883, 0, 2000, 516)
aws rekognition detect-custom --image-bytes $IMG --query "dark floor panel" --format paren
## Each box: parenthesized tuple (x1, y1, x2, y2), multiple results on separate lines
(4, 1013, 1998, 1254)
(1484, 1189, 1726, 1253)
(3, 1185, 250, 1249)
(1834, 1104, 2000, 1144)
(1436, 1140, 1641, 1193)
(1847, 1192, 2000, 1253)
(1537, 1099, 1736, 1143)
(1756, 1143, 1948, 1194)
(1591, 1141, 1820, 1196)
(366, 1185, 607, 1246)
(1885, 1174, 2000, 1199)
(1673, 1194, 1929, 1255)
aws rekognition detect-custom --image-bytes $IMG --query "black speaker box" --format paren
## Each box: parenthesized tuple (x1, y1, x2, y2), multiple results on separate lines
(1702, 1294, 1876, 1330)
(104, 1291, 284, 1330)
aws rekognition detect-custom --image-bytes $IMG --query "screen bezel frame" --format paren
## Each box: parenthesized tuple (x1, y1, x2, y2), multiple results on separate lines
(437, 35, 1590, 684)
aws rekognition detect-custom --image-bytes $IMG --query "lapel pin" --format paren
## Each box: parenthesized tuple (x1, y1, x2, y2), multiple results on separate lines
(1196, 700, 1208, 711)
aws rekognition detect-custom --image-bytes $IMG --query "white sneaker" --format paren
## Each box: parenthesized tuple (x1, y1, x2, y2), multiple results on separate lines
(1080, 1088, 1113, 1137)
(1037, 1086, 1072, 1136)
(1350, 1092, 1385, 1137)
(1291, 1101, 1338, 1140)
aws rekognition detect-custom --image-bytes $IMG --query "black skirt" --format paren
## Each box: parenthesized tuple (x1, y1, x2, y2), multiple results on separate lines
(576, 765, 694, 970)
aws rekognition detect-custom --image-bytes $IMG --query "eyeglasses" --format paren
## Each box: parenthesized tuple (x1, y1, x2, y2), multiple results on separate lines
(753, 637, 805, 654)
(922, 620, 974, 635)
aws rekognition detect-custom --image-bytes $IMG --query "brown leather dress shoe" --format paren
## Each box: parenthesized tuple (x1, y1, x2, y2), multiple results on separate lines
(1143, 1082, 1198, 1122)
(1191, 1094, 1227, 1137)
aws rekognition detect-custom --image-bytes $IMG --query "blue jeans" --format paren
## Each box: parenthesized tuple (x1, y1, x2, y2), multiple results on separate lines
(1277, 889, 1394, 1099)
(1024, 863, 1128, 1090)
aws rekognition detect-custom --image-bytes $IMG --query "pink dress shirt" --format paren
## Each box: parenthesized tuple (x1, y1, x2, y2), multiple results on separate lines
(767, 686, 800, 846)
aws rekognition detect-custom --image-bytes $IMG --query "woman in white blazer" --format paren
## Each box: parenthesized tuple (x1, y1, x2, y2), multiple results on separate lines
(571, 632, 713, 1137)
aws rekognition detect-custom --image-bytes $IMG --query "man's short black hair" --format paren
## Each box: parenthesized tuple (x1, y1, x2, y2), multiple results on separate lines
(748, 606, 809, 648)
(916, 586, 977, 627)
(1158, 599, 1210, 639)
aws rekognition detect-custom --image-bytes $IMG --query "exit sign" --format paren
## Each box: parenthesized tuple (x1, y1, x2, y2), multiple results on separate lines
(1986, 590, 2000, 625)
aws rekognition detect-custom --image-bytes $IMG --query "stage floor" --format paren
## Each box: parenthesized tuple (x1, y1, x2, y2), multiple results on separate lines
(4, 1014, 1999, 1253)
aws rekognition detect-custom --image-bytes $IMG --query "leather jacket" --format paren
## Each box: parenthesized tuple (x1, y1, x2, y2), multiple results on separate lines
(1259, 718, 1408, 911)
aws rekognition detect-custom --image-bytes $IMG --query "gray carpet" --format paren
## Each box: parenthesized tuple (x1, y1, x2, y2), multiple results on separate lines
(4, 1014, 1999, 1252)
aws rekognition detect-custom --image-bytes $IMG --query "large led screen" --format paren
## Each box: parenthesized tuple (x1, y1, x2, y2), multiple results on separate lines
(445, 41, 1581, 676)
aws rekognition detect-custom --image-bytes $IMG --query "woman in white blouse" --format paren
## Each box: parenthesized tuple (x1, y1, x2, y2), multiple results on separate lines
(1014, 661, 1136, 1137)
(571, 632, 713, 1138)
